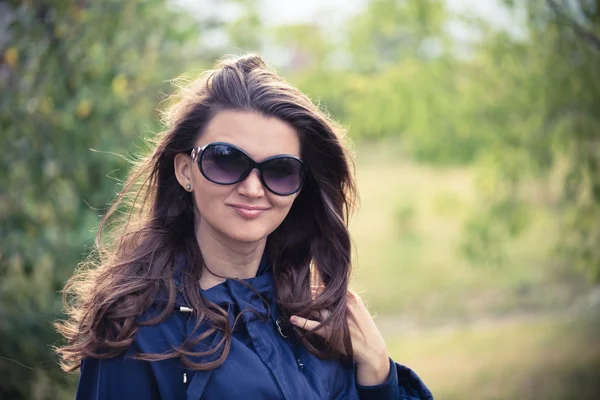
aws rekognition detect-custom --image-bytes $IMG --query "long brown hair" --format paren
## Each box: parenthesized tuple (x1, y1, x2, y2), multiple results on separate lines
(55, 53, 358, 372)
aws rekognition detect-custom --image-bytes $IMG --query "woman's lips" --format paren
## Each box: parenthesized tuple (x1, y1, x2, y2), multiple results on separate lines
(229, 204, 269, 219)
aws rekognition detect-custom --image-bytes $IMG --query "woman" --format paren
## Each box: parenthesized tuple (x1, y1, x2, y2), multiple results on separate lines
(56, 54, 433, 400)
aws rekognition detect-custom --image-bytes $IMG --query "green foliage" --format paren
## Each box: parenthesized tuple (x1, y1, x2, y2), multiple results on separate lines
(0, 1, 217, 398)
(226, 0, 263, 51)
(347, 0, 447, 71)
(274, 0, 600, 279)
(274, 0, 490, 162)
(457, 0, 600, 277)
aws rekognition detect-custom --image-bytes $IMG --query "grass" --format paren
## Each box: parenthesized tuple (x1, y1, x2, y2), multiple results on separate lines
(349, 142, 588, 318)
(348, 141, 600, 399)
(384, 311, 600, 400)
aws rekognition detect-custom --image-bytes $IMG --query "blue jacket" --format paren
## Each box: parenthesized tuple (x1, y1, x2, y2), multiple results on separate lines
(77, 254, 433, 399)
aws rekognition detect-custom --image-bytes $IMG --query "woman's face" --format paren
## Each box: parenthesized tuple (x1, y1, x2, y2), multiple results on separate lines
(175, 110, 301, 244)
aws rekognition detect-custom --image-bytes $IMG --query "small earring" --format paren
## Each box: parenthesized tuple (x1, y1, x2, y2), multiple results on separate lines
(185, 184, 191, 191)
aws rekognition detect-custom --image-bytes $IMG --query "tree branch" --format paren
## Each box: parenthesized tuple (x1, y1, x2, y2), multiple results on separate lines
(546, 0, 600, 52)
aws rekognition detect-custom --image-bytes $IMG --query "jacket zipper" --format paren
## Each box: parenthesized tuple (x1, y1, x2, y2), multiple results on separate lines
(274, 316, 304, 369)
(247, 322, 287, 400)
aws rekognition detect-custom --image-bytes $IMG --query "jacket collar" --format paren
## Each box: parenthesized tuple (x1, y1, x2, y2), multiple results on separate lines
(198, 251, 273, 305)
(156, 251, 277, 322)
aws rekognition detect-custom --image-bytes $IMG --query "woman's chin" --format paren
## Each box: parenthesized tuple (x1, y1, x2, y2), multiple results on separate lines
(224, 226, 271, 244)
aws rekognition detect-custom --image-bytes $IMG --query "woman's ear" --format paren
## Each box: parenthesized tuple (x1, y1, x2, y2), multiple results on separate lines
(174, 153, 193, 190)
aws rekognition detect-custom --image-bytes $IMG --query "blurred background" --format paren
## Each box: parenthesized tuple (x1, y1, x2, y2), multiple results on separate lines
(1, 0, 599, 398)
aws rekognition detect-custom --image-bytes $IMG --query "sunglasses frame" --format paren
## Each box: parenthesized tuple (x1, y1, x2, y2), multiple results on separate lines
(190, 142, 306, 196)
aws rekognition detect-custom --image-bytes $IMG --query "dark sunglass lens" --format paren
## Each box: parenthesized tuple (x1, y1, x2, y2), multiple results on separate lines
(201, 144, 250, 184)
(262, 158, 304, 194)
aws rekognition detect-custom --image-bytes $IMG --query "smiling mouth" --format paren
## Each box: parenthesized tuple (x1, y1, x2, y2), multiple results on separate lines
(228, 205, 269, 219)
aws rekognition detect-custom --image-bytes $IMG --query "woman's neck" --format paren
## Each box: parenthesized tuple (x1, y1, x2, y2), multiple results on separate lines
(195, 219, 266, 290)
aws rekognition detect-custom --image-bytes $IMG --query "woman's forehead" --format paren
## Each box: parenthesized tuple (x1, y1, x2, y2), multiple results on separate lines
(197, 110, 301, 160)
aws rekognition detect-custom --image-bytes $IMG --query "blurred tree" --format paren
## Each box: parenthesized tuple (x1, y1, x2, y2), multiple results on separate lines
(341, 0, 600, 278)
(226, 0, 264, 50)
(347, 0, 447, 72)
(272, 0, 600, 279)
(0, 0, 221, 398)
(457, 0, 600, 278)
(278, 0, 489, 158)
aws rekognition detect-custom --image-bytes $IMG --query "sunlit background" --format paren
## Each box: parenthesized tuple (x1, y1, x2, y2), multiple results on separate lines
(1, 0, 599, 399)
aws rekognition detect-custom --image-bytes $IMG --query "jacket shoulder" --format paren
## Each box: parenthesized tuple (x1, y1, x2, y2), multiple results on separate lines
(77, 345, 160, 400)
(76, 311, 192, 400)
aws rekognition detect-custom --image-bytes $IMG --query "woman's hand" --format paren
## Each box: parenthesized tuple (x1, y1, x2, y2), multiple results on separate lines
(290, 289, 391, 386)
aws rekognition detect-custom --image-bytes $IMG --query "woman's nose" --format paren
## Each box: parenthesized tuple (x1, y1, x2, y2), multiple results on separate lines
(237, 168, 265, 198)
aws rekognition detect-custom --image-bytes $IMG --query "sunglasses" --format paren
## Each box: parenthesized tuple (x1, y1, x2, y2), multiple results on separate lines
(190, 142, 306, 196)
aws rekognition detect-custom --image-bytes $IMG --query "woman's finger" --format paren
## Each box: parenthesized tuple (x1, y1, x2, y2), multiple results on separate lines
(346, 289, 362, 307)
(319, 309, 331, 321)
(290, 316, 329, 338)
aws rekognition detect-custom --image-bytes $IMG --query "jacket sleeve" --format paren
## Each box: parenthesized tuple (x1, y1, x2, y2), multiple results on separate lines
(76, 347, 160, 400)
(355, 358, 434, 400)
